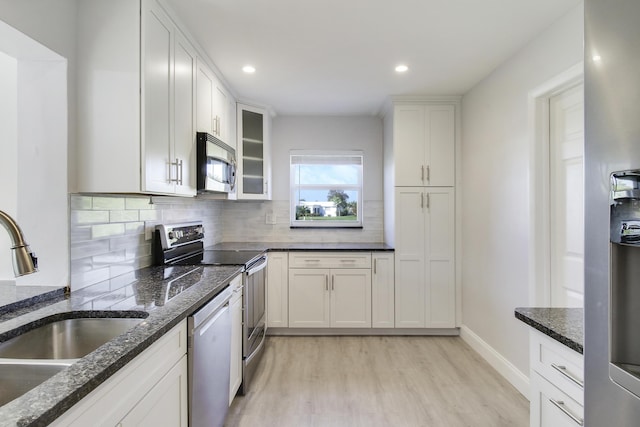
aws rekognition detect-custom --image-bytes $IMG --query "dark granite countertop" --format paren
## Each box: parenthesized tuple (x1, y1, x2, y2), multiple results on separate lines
(515, 307, 583, 354)
(208, 241, 394, 252)
(0, 283, 66, 318)
(0, 264, 242, 427)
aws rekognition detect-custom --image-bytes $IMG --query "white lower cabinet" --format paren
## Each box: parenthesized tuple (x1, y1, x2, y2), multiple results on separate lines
(51, 320, 188, 427)
(529, 330, 584, 427)
(266, 252, 289, 328)
(288, 268, 371, 328)
(118, 356, 188, 426)
(372, 253, 395, 328)
(394, 187, 455, 328)
(229, 275, 243, 404)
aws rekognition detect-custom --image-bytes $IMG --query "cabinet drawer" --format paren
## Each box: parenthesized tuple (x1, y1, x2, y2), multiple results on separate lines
(530, 330, 584, 405)
(531, 371, 583, 427)
(288, 252, 371, 269)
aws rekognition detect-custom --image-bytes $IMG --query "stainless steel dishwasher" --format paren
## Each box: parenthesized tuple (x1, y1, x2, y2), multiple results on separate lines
(188, 285, 232, 427)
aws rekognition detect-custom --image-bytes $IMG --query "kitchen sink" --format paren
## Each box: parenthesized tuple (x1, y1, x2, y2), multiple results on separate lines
(0, 361, 69, 407)
(0, 315, 147, 360)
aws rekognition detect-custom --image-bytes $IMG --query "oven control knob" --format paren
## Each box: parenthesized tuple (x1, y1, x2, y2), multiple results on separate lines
(168, 231, 175, 240)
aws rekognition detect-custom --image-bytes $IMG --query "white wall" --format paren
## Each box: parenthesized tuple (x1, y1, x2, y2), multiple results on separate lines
(222, 116, 384, 243)
(271, 116, 383, 201)
(0, 0, 77, 191)
(0, 5, 75, 286)
(0, 52, 18, 280)
(460, 2, 583, 394)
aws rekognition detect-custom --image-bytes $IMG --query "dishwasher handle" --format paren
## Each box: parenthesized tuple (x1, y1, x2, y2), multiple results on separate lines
(246, 256, 268, 276)
(191, 286, 232, 329)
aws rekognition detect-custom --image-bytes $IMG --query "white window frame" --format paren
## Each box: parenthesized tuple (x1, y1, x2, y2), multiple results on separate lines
(289, 150, 364, 228)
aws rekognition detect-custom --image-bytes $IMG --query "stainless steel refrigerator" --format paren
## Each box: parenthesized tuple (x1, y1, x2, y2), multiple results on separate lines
(585, 0, 640, 425)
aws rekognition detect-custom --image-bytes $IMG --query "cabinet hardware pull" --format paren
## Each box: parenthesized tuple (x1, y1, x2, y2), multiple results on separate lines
(374, 259, 377, 274)
(325, 275, 328, 291)
(549, 399, 584, 426)
(551, 363, 584, 388)
(426, 165, 430, 182)
(331, 275, 334, 290)
(170, 158, 183, 184)
(421, 165, 425, 181)
(421, 192, 424, 209)
(426, 193, 430, 209)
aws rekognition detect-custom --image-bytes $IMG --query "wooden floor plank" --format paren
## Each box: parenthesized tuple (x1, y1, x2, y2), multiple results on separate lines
(226, 336, 528, 427)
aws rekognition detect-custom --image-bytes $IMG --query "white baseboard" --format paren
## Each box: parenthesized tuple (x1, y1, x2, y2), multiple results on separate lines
(460, 325, 530, 400)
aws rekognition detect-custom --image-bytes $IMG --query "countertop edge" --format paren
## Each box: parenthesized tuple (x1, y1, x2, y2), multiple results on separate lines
(514, 307, 584, 354)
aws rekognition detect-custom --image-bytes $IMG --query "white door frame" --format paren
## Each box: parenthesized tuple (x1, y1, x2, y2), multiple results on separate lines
(528, 62, 584, 306)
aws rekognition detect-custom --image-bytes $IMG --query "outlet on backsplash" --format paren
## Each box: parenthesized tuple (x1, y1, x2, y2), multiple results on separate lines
(265, 211, 276, 225)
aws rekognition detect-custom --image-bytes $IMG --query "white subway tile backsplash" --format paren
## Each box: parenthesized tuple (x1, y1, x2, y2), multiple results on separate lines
(125, 197, 157, 210)
(110, 210, 139, 223)
(69, 194, 382, 291)
(91, 223, 125, 239)
(72, 210, 110, 225)
(70, 196, 92, 210)
(92, 196, 126, 211)
(139, 209, 161, 221)
(70, 239, 110, 261)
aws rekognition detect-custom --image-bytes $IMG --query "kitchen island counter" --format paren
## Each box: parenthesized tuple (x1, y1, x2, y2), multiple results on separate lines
(0, 264, 241, 427)
(515, 307, 583, 354)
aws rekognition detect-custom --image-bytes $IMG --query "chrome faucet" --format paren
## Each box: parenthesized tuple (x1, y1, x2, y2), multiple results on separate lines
(0, 210, 38, 276)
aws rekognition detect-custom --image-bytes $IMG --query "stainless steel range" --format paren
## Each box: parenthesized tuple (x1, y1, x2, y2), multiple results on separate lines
(154, 222, 268, 398)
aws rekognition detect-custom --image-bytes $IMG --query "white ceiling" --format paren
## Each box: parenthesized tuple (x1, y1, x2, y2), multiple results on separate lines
(165, 0, 581, 116)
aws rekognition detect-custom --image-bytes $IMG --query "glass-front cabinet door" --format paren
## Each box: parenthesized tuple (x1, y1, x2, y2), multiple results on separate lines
(236, 103, 271, 200)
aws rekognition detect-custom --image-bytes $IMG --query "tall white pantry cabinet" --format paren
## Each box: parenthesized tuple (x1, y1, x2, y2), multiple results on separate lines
(383, 97, 460, 329)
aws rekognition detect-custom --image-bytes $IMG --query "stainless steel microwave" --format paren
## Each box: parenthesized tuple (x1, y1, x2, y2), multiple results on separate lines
(196, 132, 236, 193)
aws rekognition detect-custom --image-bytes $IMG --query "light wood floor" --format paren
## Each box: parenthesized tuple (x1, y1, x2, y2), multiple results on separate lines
(226, 336, 528, 427)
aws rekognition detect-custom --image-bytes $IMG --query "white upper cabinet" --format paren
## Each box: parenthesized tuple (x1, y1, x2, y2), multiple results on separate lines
(236, 103, 272, 200)
(77, 0, 208, 196)
(142, 3, 197, 196)
(394, 104, 455, 187)
(196, 59, 232, 146)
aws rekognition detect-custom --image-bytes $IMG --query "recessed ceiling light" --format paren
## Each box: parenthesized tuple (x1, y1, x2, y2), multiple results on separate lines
(242, 65, 256, 74)
(395, 64, 409, 73)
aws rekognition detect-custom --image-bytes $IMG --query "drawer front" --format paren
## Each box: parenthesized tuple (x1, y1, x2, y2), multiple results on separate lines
(288, 252, 372, 269)
(530, 330, 584, 405)
(531, 371, 584, 427)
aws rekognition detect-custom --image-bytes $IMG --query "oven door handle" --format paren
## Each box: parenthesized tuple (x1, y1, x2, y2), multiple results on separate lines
(246, 257, 268, 276)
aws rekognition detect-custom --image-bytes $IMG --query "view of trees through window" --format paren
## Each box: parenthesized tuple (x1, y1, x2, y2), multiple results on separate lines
(290, 152, 363, 227)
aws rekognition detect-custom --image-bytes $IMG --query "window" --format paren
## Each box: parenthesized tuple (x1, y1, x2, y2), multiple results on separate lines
(290, 151, 363, 228)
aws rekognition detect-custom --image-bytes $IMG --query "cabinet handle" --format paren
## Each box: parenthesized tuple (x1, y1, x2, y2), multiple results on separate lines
(264, 180, 268, 195)
(426, 193, 430, 209)
(325, 275, 328, 291)
(420, 192, 424, 209)
(331, 275, 335, 291)
(373, 258, 377, 274)
(551, 363, 584, 388)
(170, 158, 182, 184)
(216, 116, 221, 136)
(549, 399, 584, 426)
(426, 165, 430, 182)
(421, 165, 425, 182)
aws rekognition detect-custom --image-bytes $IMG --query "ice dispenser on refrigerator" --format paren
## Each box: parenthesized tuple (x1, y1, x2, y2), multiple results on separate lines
(610, 170, 640, 397)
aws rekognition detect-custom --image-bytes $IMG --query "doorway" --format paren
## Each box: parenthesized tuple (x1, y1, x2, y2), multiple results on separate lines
(529, 63, 584, 307)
